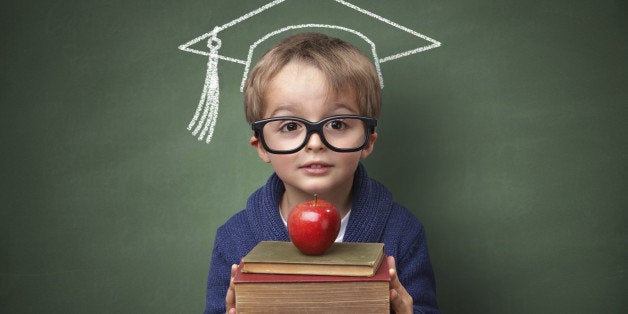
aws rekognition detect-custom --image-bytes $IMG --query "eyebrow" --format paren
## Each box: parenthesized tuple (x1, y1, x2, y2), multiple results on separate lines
(264, 104, 296, 118)
(264, 102, 359, 119)
(330, 103, 359, 114)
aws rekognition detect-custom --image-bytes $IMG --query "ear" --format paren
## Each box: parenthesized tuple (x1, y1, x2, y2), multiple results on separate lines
(359, 132, 378, 160)
(250, 136, 271, 163)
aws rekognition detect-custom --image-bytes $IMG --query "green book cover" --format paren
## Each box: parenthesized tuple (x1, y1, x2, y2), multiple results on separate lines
(241, 241, 385, 276)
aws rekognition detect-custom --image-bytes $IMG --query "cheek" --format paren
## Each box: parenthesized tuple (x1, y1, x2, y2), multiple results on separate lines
(339, 151, 363, 163)
(330, 152, 363, 173)
(267, 154, 297, 173)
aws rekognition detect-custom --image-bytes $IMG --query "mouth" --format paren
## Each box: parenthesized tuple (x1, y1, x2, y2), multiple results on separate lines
(302, 161, 331, 168)
(301, 162, 332, 174)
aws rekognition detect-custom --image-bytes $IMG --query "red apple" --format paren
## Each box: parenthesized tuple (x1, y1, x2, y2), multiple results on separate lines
(287, 198, 341, 255)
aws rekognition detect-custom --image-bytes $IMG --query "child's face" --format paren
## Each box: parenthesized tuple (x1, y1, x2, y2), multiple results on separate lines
(250, 61, 377, 201)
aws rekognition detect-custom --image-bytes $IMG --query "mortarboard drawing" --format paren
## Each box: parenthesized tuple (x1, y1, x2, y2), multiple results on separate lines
(179, 0, 441, 144)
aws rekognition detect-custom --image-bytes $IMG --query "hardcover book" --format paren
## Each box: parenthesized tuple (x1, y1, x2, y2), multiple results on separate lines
(241, 241, 385, 277)
(234, 257, 390, 313)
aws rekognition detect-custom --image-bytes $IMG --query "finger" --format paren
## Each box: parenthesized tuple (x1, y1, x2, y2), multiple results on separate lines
(388, 256, 400, 289)
(390, 287, 399, 300)
(388, 256, 413, 313)
(388, 256, 401, 302)
(225, 264, 238, 314)
(388, 255, 396, 270)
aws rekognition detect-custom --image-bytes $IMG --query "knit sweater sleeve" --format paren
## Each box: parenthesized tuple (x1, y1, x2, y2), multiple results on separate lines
(384, 203, 439, 314)
(203, 211, 256, 314)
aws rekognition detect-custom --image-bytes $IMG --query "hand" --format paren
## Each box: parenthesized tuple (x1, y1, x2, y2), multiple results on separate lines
(225, 264, 237, 314)
(388, 256, 413, 314)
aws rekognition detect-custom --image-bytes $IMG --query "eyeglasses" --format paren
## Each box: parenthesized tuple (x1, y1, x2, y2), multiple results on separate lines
(251, 115, 377, 154)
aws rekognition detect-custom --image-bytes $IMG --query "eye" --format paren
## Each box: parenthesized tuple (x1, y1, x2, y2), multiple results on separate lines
(326, 119, 347, 130)
(279, 121, 302, 132)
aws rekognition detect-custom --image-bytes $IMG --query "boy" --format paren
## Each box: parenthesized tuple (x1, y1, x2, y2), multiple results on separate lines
(204, 33, 439, 313)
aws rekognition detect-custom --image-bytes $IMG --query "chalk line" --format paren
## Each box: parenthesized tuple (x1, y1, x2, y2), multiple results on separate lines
(239, 24, 383, 91)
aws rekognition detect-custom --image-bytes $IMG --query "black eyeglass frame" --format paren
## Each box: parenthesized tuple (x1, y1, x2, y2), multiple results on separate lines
(251, 115, 378, 154)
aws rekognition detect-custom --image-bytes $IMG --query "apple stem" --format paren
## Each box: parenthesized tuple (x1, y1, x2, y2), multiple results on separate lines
(314, 193, 318, 206)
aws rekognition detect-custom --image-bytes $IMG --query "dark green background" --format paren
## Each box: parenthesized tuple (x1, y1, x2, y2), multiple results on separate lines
(2, 0, 626, 313)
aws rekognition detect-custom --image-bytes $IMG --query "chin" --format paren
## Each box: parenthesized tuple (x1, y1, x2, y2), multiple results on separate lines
(292, 181, 331, 196)
(301, 186, 331, 196)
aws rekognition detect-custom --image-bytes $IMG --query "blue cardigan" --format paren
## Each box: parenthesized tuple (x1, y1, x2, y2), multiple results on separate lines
(204, 164, 439, 313)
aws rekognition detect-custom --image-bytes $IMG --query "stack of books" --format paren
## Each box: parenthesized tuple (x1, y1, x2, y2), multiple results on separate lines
(234, 241, 389, 313)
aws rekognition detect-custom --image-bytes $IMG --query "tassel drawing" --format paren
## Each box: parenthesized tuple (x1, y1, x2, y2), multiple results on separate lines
(188, 31, 221, 143)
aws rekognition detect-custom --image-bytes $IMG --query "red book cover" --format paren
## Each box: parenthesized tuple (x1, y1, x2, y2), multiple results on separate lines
(234, 256, 390, 283)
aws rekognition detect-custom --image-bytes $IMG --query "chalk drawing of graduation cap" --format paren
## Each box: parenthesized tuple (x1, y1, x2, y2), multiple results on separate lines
(179, 0, 441, 144)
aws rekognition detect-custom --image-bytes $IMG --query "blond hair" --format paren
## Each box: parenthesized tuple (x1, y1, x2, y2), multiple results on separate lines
(243, 33, 382, 123)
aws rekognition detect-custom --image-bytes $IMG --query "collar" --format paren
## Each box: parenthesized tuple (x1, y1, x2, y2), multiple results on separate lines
(245, 163, 394, 243)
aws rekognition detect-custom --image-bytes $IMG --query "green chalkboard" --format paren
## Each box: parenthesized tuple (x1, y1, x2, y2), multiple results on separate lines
(2, 0, 626, 313)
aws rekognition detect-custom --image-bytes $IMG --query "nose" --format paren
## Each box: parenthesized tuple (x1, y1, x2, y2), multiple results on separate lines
(305, 132, 326, 152)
